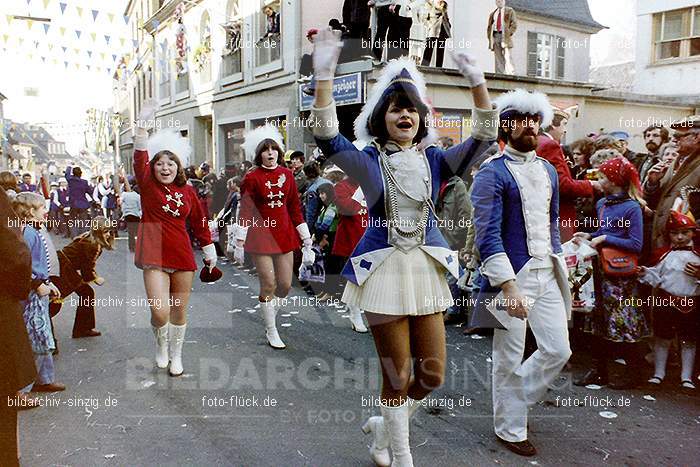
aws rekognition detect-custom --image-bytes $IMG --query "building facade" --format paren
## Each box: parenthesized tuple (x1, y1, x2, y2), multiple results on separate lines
(634, 0, 700, 96)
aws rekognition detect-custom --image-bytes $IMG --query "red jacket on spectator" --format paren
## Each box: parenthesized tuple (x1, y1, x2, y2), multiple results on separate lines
(332, 177, 367, 258)
(537, 133, 593, 242)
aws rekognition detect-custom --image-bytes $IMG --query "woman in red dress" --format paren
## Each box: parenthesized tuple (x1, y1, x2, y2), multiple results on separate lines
(233, 125, 313, 349)
(133, 101, 217, 376)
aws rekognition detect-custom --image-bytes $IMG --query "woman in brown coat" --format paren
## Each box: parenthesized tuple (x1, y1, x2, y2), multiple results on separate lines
(0, 189, 37, 467)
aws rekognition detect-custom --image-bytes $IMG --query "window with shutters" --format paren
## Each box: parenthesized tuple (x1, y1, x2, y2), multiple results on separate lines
(527, 32, 565, 80)
(652, 7, 700, 62)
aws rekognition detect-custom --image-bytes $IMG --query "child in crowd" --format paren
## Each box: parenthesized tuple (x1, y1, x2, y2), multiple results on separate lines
(120, 175, 142, 253)
(313, 182, 340, 302)
(639, 210, 699, 390)
(573, 156, 648, 389)
(49, 216, 114, 339)
(12, 192, 65, 393)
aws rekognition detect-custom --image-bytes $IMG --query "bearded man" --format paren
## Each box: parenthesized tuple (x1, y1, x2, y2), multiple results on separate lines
(470, 89, 572, 457)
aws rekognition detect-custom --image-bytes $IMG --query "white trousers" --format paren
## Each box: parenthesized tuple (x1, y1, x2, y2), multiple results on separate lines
(492, 266, 571, 442)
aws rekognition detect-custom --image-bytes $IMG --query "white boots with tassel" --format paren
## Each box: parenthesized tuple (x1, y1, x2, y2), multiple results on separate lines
(151, 323, 187, 376)
(363, 398, 420, 467)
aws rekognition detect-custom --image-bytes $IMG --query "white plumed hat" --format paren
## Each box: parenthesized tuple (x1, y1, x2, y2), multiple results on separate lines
(354, 57, 437, 147)
(242, 124, 285, 159)
(494, 89, 554, 128)
(147, 128, 192, 167)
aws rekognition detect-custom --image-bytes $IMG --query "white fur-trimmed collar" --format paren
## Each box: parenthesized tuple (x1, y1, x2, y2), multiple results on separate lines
(354, 58, 438, 149)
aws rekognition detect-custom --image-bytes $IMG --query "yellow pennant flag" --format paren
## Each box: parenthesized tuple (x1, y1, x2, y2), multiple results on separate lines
(90, 32, 96, 42)
(28, 52, 33, 60)
(74, 48, 79, 55)
(43, 0, 50, 9)
(27, 20, 34, 30)
(6, 15, 12, 25)
(59, 26, 66, 36)
(48, 44, 53, 51)
(107, 13, 115, 23)
(76, 6, 83, 18)
(2, 35, 8, 44)
(52, 58, 57, 64)
(76, 63, 80, 70)
(100, 52, 105, 60)
(119, 37, 125, 47)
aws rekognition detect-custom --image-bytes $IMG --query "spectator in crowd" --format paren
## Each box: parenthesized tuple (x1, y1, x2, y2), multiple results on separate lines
(302, 161, 331, 234)
(639, 210, 699, 390)
(487, 0, 517, 74)
(0, 189, 37, 465)
(644, 117, 700, 252)
(13, 192, 64, 393)
(408, 0, 429, 64)
(659, 141, 679, 164)
(390, 0, 414, 60)
(370, 0, 397, 60)
(342, 0, 372, 59)
(609, 131, 639, 166)
(573, 156, 647, 389)
(287, 150, 308, 194)
(313, 182, 340, 301)
(18, 173, 37, 193)
(0, 171, 19, 198)
(537, 109, 600, 241)
(262, 5, 280, 38)
(438, 175, 471, 325)
(65, 166, 94, 237)
(211, 162, 238, 216)
(121, 176, 142, 253)
(638, 124, 670, 183)
(570, 137, 595, 180)
(53, 178, 70, 237)
(422, 0, 451, 67)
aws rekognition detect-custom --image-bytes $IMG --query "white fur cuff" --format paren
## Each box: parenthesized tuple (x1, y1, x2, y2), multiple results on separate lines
(311, 101, 339, 140)
(480, 252, 516, 287)
(471, 107, 499, 141)
(134, 127, 148, 151)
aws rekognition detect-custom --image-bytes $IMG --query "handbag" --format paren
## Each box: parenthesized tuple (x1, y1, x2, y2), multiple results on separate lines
(597, 204, 639, 277)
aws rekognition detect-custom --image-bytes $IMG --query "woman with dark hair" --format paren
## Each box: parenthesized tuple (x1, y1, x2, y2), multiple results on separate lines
(231, 124, 314, 349)
(570, 137, 595, 180)
(313, 182, 341, 301)
(312, 29, 496, 465)
(0, 171, 19, 198)
(133, 101, 217, 377)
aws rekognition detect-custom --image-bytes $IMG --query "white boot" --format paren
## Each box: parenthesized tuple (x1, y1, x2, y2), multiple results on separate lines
(348, 304, 368, 333)
(362, 416, 391, 466)
(168, 323, 187, 376)
(261, 300, 285, 349)
(381, 403, 414, 467)
(151, 324, 169, 369)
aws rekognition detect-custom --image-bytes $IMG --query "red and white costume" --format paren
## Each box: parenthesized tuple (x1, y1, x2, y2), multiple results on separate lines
(332, 177, 368, 258)
(238, 165, 305, 255)
(133, 141, 212, 271)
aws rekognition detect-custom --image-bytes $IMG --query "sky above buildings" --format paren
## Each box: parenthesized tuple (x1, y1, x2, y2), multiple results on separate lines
(0, 0, 635, 154)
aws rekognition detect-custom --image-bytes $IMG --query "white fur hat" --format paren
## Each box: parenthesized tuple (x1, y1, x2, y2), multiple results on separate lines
(354, 57, 437, 147)
(494, 89, 554, 128)
(242, 124, 285, 159)
(147, 128, 192, 167)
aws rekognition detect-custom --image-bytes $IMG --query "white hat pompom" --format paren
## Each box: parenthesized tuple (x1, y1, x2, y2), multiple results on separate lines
(494, 89, 554, 128)
(147, 128, 192, 167)
(242, 124, 285, 159)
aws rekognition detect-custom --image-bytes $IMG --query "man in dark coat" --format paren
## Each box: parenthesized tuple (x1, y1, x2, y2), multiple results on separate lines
(0, 189, 37, 466)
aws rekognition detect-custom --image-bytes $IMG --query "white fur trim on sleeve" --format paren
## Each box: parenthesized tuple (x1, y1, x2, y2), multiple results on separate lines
(480, 252, 516, 287)
(471, 106, 499, 141)
(311, 101, 339, 140)
(296, 222, 311, 241)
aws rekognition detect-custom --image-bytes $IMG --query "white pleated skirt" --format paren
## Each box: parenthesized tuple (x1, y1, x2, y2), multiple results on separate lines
(342, 247, 453, 316)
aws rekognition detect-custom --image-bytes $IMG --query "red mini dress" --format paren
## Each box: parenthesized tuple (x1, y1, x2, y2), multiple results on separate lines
(238, 165, 304, 254)
(133, 147, 212, 271)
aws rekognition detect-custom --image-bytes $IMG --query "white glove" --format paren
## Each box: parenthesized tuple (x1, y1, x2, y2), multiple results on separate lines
(296, 223, 313, 248)
(234, 245, 245, 264)
(202, 243, 217, 271)
(301, 246, 316, 266)
(136, 98, 158, 129)
(450, 50, 485, 88)
(313, 29, 343, 81)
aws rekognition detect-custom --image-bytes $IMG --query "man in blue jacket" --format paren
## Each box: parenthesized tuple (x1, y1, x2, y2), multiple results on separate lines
(65, 166, 93, 237)
(470, 89, 572, 457)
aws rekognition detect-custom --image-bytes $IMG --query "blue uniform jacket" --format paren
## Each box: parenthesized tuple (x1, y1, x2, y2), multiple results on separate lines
(469, 153, 564, 329)
(315, 132, 494, 285)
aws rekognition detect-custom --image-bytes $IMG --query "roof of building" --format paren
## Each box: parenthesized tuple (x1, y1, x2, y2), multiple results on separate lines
(589, 61, 636, 92)
(507, 0, 606, 30)
(2, 120, 71, 163)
